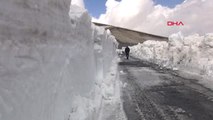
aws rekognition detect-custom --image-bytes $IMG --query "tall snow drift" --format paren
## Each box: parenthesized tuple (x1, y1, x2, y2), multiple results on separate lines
(131, 32, 213, 79)
(0, 0, 117, 120)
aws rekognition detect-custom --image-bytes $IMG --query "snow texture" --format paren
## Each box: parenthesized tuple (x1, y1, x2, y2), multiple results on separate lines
(98, 58, 127, 120)
(130, 32, 213, 87)
(0, 0, 118, 120)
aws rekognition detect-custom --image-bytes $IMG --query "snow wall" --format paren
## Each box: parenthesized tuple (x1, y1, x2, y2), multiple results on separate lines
(131, 32, 213, 80)
(0, 0, 117, 120)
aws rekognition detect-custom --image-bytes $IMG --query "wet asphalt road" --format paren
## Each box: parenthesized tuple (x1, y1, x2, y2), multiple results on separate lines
(119, 57, 213, 120)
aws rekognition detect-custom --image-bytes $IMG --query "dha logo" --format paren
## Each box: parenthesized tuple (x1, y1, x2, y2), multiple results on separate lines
(167, 21, 184, 26)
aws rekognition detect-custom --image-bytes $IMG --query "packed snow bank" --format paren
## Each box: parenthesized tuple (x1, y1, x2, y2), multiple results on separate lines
(98, 59, 127, 120)
(130, 32, 213, 85)
(0, 0, 118, 120)
(91, 24, 121, 120)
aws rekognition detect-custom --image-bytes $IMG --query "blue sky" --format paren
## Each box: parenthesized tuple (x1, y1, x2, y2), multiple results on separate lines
(153, 0, 184, 7)
(84, 0, 184, 18)
(84, 0, 106, 18)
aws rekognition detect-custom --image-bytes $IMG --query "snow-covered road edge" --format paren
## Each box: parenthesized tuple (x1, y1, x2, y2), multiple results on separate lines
(98, 58, 127, 120)
(130, 32, 213, 89)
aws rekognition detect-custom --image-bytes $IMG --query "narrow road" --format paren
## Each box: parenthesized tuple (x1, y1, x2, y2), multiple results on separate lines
(119, 57, 213, 120)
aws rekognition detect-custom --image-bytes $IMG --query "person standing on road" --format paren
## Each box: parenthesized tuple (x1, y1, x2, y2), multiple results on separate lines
(125, 46, 130, 59)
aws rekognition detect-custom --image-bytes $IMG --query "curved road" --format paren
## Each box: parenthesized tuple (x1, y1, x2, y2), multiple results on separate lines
(119, 57, 213, 120)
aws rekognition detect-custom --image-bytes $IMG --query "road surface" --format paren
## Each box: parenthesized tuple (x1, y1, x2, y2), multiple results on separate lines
(119, 57, 213, 120)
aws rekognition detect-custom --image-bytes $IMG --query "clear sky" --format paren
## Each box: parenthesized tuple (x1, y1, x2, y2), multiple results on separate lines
(84, 0, 106, 18)
(84, 0, 184, 18)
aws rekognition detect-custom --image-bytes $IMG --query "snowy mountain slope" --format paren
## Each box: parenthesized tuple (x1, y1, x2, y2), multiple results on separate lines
(130, 32, 213, 88)
(0, 0, 118, 120)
